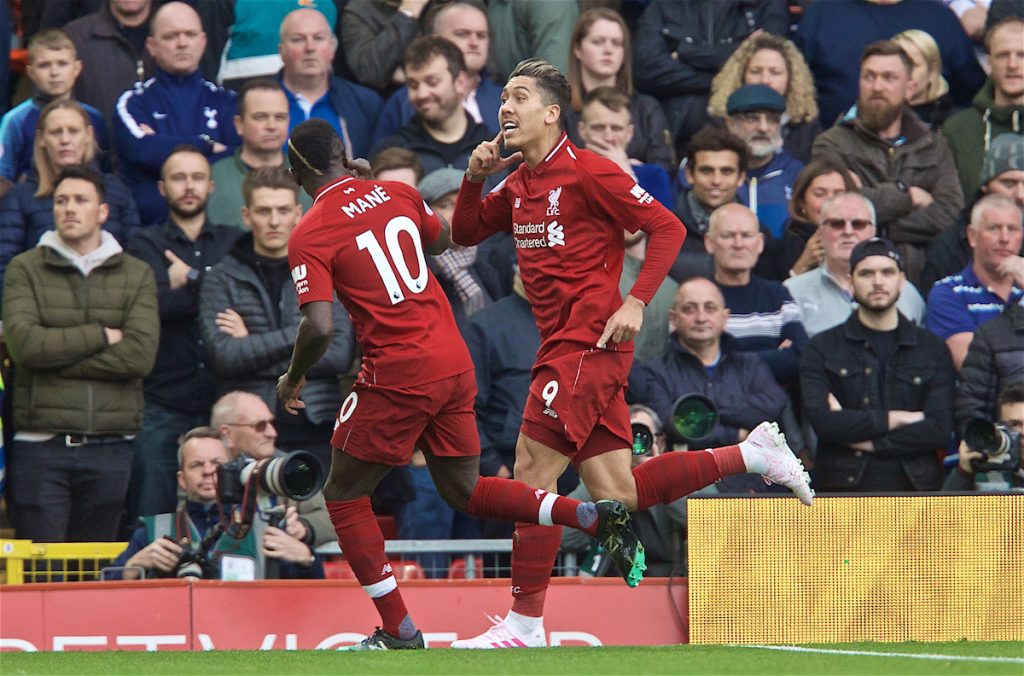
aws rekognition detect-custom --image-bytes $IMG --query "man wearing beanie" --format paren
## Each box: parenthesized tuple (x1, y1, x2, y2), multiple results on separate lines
(800, 237, 955, 492)
(921, 132, 1024, 291)
(942, 17, 1024, 199)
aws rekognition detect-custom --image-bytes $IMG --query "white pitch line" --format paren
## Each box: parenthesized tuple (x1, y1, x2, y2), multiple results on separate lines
(732, 644, 1024, 664)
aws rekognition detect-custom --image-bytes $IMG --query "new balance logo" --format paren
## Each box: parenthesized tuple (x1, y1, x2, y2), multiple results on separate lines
(534, 489, 546, 500)
(381, 563, 393, 575)
(629, 184, 653, 205)
(546, 221, 565, 247)
(291, 264, 309, 295)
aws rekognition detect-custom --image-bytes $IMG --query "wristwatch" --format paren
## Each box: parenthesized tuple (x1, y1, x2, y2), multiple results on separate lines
(894, 180, 908, 193)
(186, 267, 202, 288)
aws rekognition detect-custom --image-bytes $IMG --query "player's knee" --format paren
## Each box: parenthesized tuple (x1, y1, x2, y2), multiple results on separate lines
(437, 475, 475, 512)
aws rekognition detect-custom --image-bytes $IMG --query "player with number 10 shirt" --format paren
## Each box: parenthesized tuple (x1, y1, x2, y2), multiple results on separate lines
(277, 119, 649, 651)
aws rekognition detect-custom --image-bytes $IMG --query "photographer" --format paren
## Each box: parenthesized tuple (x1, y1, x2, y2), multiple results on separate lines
(113, 427, 322, 579)
(212, 391, 335, 550)
(944, 383, 1024, 492)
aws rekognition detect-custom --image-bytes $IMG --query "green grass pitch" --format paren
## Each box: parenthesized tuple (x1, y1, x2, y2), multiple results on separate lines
(2, 642, 1022, 675)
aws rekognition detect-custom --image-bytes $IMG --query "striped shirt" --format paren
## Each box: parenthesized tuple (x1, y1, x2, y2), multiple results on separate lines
(926, 263, 1024, 339)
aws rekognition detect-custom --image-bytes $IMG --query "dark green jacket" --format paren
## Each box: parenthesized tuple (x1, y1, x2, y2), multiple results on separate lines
(2, 241, 159, 434)
(942, 79, 1024, 199)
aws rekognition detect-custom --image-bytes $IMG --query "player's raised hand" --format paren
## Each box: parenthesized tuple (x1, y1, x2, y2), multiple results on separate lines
(597, 295, 645, 349)
(466, 131, 522, 182)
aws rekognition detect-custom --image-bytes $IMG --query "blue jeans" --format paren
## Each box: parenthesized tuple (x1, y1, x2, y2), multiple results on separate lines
(126, 400, 208, 522)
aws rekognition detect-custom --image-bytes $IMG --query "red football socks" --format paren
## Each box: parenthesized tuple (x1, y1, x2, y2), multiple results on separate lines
(509, 523, 562, 618)
(632, 446, 743, 510)
(326, 498, 413, 638)
(467, 476, 600, 536)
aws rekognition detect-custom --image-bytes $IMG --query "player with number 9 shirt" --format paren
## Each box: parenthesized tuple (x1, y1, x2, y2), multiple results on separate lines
(450, 59, 814, 649)
(277, 119, 647, 651)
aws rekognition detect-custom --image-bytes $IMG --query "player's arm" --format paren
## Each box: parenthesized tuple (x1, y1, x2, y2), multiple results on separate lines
(278, 301, 334, 414)
(452, 132, 518, 246)
(424, 211, 452, 255)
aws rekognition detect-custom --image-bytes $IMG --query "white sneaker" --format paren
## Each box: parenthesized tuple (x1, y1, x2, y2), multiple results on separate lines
(741, 422, 815, 506)
(450, 613, 547, 649)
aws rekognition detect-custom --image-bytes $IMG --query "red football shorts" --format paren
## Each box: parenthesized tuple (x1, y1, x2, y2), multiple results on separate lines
(330, 369, 480, 465)
(520, 347, 632, 466)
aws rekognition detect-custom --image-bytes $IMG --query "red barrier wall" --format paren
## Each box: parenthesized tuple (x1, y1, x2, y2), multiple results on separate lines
(0, 578, 688, 651)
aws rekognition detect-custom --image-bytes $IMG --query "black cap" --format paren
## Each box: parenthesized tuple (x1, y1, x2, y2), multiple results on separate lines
(850, 237, 903, 273)
(726, 84, 787, 115)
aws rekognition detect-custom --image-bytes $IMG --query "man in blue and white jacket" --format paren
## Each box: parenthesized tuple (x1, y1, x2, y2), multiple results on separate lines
(113, 2, 240, 226)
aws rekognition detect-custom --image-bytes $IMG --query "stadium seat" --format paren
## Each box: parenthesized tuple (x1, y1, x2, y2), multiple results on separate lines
(448, 557, 483, 580)
(323, 559, 356, 580)
(393, 560, 425, 580)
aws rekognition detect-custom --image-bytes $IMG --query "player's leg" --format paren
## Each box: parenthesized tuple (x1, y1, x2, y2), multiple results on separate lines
(623, 423, 814, 509)
(324, 450, 423, 650)
(447, 431, 567, 649)
(420, 371, 609, 535)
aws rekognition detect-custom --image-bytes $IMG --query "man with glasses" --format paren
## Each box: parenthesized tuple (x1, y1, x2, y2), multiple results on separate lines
(211, 391, 336, 552)
(800, 237, 954, 492)
(785, 192, 925, 337)
(723, 85, 804, 243)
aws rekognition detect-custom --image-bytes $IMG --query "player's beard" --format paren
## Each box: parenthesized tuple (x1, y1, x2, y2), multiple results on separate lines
(858, 97, 903, 134)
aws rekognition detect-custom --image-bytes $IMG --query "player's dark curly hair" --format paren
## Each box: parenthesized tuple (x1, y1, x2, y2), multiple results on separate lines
(509, 58, 571, 132)
(288, 118, 346, 180)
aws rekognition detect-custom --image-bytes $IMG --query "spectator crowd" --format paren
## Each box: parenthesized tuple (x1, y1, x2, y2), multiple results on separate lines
(1, 0, 1022, 579)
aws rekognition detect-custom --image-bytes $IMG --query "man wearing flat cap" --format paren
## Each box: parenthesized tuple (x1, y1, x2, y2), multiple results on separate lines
(799, 236, 955, 492)
(724, 84, 804, 242)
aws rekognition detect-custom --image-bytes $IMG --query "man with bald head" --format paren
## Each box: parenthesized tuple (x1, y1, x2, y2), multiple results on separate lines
(706, 203, 807, 386)
(785, 192, 926, 337)
(113, 1, 240, 225)
(629, 277, 790, 493)
(277, 8, 382, 160)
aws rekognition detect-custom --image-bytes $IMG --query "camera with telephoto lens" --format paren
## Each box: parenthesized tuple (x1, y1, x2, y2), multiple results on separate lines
(217, 451, 325, 503)
(962, 418, 1022, 472)
(665, 394, 719, 446)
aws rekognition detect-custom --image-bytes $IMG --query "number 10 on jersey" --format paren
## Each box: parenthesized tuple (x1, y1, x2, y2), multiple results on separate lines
(356, 216, 429, 305)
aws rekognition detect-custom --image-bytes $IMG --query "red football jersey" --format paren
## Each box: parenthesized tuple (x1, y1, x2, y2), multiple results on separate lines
(289, 176, 472, 386)
(453, 135, 684, 363)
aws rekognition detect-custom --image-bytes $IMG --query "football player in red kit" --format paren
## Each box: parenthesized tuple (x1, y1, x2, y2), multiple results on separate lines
(277, 119, 646, 651)
(450, 59, 814, 649)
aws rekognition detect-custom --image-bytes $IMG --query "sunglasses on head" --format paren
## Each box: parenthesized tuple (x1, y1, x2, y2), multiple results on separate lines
(225, 418, 275, 433)
(822, 218, 873, 231)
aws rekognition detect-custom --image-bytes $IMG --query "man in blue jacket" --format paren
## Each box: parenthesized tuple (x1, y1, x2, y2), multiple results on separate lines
(112, 2, 240, 226)
(724, 85, 804, 242)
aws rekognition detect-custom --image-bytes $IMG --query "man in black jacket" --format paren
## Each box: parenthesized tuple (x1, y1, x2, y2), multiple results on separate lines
(199, 167, 354, 472)
(801, 238, 955, 492)
(125, 146, 240, 521)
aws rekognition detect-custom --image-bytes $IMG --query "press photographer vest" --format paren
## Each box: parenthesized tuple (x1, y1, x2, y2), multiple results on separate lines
(141, 507, 268, 579)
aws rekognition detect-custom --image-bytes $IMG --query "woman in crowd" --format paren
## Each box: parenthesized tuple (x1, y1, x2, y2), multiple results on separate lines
(762, 157, 860, 281)
(708, 33, 821, 162)
(564, 7, 675, 173)
(0, 100, 139, 294)
(892, 29, 954, 130)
